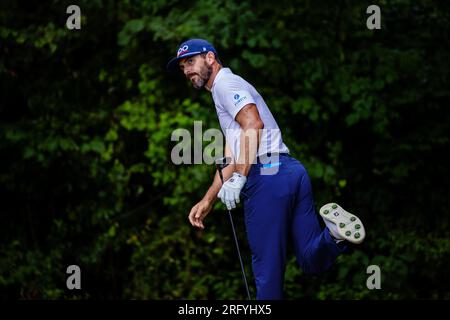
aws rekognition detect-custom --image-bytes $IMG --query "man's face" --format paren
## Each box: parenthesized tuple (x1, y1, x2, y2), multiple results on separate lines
(179, 54, 212, 89)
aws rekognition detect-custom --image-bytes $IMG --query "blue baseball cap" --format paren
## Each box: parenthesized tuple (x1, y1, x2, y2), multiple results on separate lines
(166, 39, 218, 72)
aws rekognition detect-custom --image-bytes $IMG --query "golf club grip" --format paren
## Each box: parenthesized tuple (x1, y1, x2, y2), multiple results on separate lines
(218, 169, 224, 184)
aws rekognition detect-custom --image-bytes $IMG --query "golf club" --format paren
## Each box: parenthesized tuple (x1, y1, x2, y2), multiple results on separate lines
(215, 156, 252, 300)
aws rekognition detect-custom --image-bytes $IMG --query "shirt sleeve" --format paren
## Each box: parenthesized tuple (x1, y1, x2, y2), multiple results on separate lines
(215, 80, 256, 120)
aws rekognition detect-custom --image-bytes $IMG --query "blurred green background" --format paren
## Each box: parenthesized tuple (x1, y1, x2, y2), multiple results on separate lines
(1, 0, 449, 299)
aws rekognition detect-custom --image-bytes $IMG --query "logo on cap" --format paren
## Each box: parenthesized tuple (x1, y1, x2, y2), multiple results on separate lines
(177, 45, 189, 57)
(234, 94, 240, 100)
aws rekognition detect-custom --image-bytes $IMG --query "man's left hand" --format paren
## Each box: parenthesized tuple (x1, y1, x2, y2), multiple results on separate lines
(218, 172, 247, 210)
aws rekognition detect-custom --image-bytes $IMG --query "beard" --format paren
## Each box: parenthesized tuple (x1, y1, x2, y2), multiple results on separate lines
(191, 62, 212, 89)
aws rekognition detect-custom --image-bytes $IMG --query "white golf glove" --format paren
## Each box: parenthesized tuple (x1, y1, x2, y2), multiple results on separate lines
(218, 172, 247, 210)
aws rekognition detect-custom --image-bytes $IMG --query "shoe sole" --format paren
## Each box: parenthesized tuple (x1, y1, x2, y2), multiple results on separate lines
(319, 203, 366, 244)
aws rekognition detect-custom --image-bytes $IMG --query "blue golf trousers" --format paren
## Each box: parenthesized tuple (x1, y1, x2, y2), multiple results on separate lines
(241, 153, 346, 299)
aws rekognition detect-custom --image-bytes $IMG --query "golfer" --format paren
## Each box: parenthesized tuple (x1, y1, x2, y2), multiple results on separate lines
(167, 39, 366, 299)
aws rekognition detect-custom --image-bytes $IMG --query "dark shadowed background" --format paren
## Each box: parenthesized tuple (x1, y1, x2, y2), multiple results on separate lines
(1, 0, 449, 299)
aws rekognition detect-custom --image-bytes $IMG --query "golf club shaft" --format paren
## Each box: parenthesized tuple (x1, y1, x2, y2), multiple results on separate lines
(217, 167, 251, 300)
(227, 208, 251, 300)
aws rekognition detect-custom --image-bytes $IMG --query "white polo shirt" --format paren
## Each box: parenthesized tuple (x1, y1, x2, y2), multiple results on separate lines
(211, 68, 290, 161)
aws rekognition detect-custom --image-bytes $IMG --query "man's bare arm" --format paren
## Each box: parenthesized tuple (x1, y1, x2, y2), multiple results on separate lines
(234, 103, 264, 176)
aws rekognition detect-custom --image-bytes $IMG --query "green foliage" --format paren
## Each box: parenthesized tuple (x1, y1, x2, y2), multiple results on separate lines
(1, 0, 449, 299)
